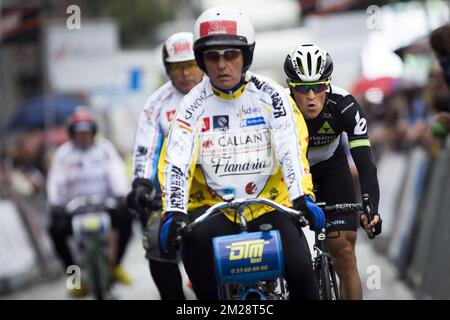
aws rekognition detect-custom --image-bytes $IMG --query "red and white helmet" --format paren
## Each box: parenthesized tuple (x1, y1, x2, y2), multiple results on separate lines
(67, 106, 97, 137)
(162, 32, 195, 64)
(193, 6, 255, 73)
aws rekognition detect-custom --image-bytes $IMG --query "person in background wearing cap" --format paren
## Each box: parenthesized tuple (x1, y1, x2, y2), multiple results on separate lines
(126, 32, 203, 300)
(47, 107, 133, 297)
(158, 7, 323, 300)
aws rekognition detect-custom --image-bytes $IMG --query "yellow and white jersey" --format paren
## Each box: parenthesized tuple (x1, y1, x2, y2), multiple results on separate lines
(158, 71, 313, 222)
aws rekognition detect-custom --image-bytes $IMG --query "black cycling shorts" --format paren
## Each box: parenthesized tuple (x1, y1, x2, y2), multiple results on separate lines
(311, 151, 358, 232)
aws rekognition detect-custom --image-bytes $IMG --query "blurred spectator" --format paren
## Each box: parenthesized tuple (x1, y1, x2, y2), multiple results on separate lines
(0, 148, 9, 198)
(429, 24, 450, 136)
(8, 131, 48, 197)
(430, 23, 450, 92)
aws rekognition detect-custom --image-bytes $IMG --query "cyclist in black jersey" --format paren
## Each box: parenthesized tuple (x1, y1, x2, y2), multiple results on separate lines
(284, 43, 382, 299)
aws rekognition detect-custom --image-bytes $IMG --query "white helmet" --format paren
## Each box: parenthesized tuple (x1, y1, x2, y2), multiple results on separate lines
(162, 32, 195, 64)
(193, 6, 255, 73)
(284, 43, 333, 82)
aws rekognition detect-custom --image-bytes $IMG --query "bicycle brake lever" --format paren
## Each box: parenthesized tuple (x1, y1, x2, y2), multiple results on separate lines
(362, 193, 378, 239)
(299, 216, 308, 228)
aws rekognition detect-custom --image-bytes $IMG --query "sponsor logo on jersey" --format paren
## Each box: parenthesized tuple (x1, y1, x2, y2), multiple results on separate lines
(133, 147, 147, 176)
(250, 76, 286, 118)
(309, 135, 338, 146)
(200, 129, 274, 180)
(177, 118, 191, 127)
(271, 92, 286, 118)
(168, 166, 185, 210)
(210, 157, 271, 177)
(269, 187, 279, 200)
(212, 131, 270, 148)
(340, 102, 354, 114)
(354, 111, 367, 135)
(281, 150, 296, 190)
(177, 118, 192, 133)
(317, 121, 336, 135)
(200, 130, 272, 171)
(137, 145, 148, 155)
(240, 116, 266, 127)
(202, 139, 214, 149)
(245, 182, 257, 195)
(184, 88, 207, 120)
(239, 105, 261, 118)
(201, 117, 210, 132)
(331, 219, 346, 225)
(166, 110, 176, 122)
(213, 115, 229, 132)
(189, 190, 205, 203)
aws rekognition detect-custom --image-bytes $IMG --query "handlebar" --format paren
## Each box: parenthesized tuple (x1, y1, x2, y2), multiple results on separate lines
(65, 195, 118, 216)
(175, 195, 376, 245)
(318, 194, 379, 239)
(317, 202, 363, 213)
(181, 197, 309, 235)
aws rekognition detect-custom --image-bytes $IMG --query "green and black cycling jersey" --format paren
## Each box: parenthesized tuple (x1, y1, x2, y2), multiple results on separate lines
(299, 85, 380, 213)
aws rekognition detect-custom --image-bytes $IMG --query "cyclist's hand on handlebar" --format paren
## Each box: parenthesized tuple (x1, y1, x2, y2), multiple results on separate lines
(360, 212, 382, 239)
(159, 211, 190, 254)
(293, 195, 326, 232)
(126, 178, 155, 214)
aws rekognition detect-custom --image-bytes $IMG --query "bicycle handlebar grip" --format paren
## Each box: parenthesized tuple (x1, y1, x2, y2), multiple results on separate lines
(298, 215, 308, 227)
(286, 210, 308, 228)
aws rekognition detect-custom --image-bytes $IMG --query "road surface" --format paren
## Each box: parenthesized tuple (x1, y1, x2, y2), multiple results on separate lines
(1, 224, 415, 300)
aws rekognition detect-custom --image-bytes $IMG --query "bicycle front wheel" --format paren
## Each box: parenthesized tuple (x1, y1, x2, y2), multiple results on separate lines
(86, 248, 110, 300)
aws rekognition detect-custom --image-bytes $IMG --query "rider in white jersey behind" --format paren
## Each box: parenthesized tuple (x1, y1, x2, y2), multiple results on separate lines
(47, 107, 133, 296)
(126, 32, 203, 300)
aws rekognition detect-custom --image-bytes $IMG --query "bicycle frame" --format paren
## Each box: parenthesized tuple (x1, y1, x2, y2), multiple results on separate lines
(313, 201, 363, 300)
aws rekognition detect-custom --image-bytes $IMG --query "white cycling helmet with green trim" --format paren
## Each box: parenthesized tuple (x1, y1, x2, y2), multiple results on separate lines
(284, 43, 333, 82)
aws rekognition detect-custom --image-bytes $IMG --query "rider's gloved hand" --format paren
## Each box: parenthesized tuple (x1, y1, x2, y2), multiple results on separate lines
(159, 211, 190, 254)
(360, 213, 382, 239)
(360, 193, 382, 239)
(293, 195, 326, 232)
(126, 178, 155, 214)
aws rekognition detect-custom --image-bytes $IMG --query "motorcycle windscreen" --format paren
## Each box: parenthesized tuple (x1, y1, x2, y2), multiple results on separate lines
(213, 230, 284, 284)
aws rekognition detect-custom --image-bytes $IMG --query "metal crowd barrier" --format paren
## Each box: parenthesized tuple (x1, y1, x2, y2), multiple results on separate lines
(396, 136, 450, 299)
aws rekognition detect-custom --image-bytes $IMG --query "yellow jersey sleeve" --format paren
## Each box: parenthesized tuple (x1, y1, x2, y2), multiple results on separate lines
(290, 96, 315, 201)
